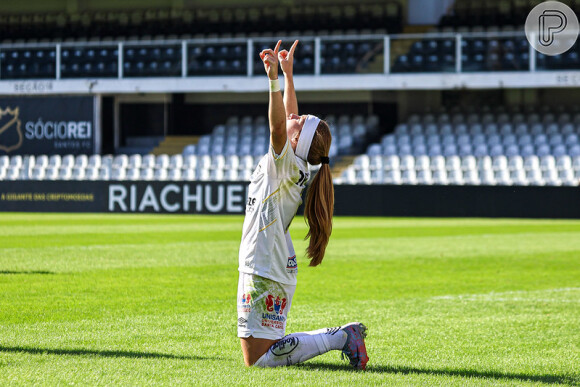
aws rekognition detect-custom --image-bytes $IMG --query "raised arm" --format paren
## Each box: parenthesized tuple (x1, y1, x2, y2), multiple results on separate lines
(279, 40, 299, 116)
(260, 40, 287, 155)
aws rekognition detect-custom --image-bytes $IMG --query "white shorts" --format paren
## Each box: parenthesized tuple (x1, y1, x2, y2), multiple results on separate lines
(237, 272, 296, 340)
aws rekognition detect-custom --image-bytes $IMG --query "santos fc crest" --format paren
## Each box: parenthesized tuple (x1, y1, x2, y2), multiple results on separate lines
(0, 107, 23, 153)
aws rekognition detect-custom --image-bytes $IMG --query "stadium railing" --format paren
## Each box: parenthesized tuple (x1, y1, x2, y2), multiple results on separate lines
(0, 30, 577, 81)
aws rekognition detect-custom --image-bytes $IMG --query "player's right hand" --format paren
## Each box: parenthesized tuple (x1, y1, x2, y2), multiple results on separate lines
(260, 40, 281, 80)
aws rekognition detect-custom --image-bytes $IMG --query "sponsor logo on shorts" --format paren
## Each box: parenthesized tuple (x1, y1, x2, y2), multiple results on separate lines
(238, 293, 252, 313)
(286, 255, 297, 274)
(262, 294, 287, 329)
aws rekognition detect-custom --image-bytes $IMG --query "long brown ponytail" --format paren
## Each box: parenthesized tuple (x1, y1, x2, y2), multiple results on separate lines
(304, 120, 334, 266)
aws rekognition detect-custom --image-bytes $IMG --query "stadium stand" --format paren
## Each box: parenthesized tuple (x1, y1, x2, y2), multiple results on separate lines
(2, 108, 579, 187)
(0, 3, 401, 43)
(335, 107, 580, 186)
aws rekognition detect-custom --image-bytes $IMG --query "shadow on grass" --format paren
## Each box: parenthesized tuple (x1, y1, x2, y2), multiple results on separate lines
(0, 346, 215, 361)
(0, 271, 55, 275)
(297, 363, 578, 385)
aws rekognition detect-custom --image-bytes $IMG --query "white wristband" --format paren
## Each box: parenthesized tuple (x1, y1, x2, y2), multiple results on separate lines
(269, 79, 280, 92)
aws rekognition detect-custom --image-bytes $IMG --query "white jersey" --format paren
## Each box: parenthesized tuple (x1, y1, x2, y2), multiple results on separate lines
(238, 139, 310, 285)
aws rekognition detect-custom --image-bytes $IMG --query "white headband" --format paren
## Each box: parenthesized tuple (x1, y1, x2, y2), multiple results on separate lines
(295, 115, 320, 161)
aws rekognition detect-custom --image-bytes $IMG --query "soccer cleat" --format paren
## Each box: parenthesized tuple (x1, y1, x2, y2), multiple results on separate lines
(340, 322, 369, 370)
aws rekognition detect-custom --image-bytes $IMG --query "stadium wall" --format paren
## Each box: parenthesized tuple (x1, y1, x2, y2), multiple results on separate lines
(1, 181, 579, 218)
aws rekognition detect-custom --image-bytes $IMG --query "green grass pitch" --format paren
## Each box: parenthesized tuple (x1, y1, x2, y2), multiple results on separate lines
(0, 213, 579, 386)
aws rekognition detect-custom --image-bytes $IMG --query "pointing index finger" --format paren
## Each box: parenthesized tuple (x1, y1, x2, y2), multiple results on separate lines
(274, 40, 282, 55)
(289, 40, 299, 57)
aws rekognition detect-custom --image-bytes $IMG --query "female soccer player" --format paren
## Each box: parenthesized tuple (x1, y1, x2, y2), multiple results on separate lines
(237, 40, 368, 369)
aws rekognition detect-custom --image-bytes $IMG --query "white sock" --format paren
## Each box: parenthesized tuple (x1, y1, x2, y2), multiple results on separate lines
(253, 327, 347, 368)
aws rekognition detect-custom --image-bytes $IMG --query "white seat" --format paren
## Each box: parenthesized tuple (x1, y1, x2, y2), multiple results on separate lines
(71, 167, 85, 180)
(198, 169, 211, 181)
(30, 166, 45, 180)
(432, 170, 448, 184)
(44, 167, 59, 180)
(400, 155, 415, 170)
(572, 156, 580, 171)
(239, 155, 254, 170)
(383, 170, 402, 184)
(384, 155, 400, 170)
(74, 155, 88, 168)
(480, 170, 495, 185)
(35, 155, 49, 169)
(401, 169, 417, 185)
(128, 154, 142, 168)
(47, 155, 61, 168)
(416, 170, 432, 184)
(169, 154, 183, 169)
(492, 156, 508, 171)
(540, 156, 556, 170)
(430, 155, 445, 171)
(508, 156, 524, 171)
(141, 155, 156, 168)
(9, 155, 23, 169)
(369, 155, 383, 170)
(526, 169, 542, 184)
(166, 169, 181, 180)
(462, 170, 479, 185)
(510, 169, 527, 184)
(445, 155, 461, 171)
(183, 155, 197, 170)
(100, 155, 113, 168)
(182, 169, 196, 181)
(59, 155, 74, 169)
(447, 170, 464, 185)
(523, 155, 540, 171)
(211, 155, 225, 170)
(87, 154, 101, 168)
(113, 155, 128, 169)
(154, 168, 168, 181)
(477, 156, 492, 171)
(494, 170, 511, 185)
(0, 155, 9, 169)
(225, 169, 239, 181)
(370, 169, 384, 184)
(126, 168, 140, 180)
(558, 169, 575, 184)
(415, 155, 430, 171)
(461, 156, 477, 171)
(96, 167, 110, 180)
(58, 167, 72, 180)
(85, 167, 99, 180)
(140, 168, 154, 181)
(112, 167, 126, 180)
(356, 169, 371, 184)
(225, 155, 240, 170)
(199, 155, 212, 170)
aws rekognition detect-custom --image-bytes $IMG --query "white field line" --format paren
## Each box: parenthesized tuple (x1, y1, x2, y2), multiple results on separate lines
(432, 287, 580, 303)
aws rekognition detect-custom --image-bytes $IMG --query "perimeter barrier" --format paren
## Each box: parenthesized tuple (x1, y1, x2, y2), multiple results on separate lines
(0, 181, 578, 218)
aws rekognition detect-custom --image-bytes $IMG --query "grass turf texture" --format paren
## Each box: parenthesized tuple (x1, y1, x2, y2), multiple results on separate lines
(0, 214, 579, 386)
